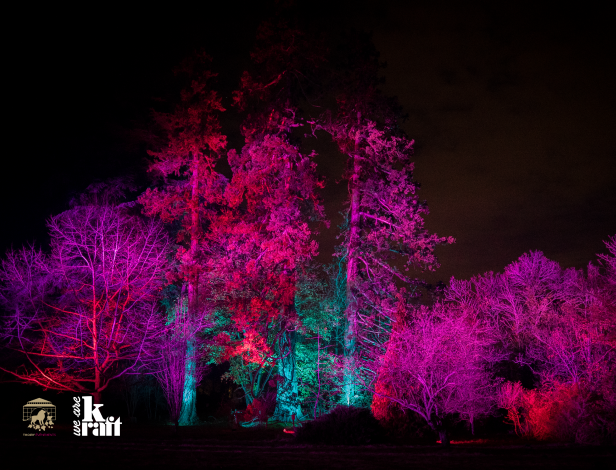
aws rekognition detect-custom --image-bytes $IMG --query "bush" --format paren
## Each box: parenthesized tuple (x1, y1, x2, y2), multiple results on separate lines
(295, 406, 384, 445)
(498, 380, 616, 445)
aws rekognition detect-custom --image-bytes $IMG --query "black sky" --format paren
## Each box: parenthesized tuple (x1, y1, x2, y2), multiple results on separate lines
(4, 1, 616, 284)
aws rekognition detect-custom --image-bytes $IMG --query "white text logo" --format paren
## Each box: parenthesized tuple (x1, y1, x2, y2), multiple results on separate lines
(73, 396, 121, 436)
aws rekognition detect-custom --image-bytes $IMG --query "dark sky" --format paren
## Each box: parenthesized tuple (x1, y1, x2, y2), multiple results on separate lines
(4, 1, 616, 284)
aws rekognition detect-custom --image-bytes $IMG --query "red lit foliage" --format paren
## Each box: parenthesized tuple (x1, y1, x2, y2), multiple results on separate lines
(498, 380, 616, 444)
(208, 133, 324, 404)
(138, 55, 227, 424)
(139, 53, 227, 308)
(0, 203, 170, 402)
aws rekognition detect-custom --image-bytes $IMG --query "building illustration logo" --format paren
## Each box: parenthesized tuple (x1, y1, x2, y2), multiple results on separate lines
(23, 398, 55, 431)
(73, 396, 122, 436)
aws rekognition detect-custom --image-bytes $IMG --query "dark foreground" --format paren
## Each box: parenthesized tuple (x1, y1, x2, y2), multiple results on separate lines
(3, 424, 614, 469)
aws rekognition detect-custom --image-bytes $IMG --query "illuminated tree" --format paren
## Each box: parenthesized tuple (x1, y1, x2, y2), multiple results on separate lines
(446, 247, 616, 443)
(218, 23, 329, 420)
(446, 250, 616, 387)
(0, 202, 170, 403)
(139, 53, 227, 424)
(153, 293, 208, 433)
(208, 133, 324, 421)
(294, 266, 345, 418)
(236, 25, 452, 409)
(311, 112, 452, 404)
(376, 304, 502, 445)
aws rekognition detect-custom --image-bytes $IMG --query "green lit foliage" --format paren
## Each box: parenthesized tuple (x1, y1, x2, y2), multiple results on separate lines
(291, 265, 347, 417)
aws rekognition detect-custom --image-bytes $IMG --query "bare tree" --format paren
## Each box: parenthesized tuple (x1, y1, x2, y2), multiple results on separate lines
(0, 203, 170, 402)
(375, 304, 502, 445)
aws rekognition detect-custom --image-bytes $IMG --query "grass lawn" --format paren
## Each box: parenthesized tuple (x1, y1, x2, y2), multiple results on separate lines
(2, 423, 614, 469)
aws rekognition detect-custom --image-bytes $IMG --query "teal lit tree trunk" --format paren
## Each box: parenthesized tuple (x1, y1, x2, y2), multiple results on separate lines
(271, 330, 305, 422)
(178, 339, 199, 425)
(178, 159, 201, 426)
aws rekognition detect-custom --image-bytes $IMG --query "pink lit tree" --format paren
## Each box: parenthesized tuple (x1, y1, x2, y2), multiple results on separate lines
(446, 250, 615, 387)
(0, 200, 170, 403)
(139, 53, 227, 424)
(237, 25, 453, 407)
(311, 107, 453, 404)
(446, 247, 616, 442)
(220, 23, 329, 420)
(153, 290, 209, 433)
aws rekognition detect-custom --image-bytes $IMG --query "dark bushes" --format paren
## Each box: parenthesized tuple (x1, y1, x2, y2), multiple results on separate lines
(295, 406, 384, 445)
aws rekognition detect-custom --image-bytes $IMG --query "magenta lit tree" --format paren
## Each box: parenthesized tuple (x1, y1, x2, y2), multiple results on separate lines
(375, 304, 502, 445)
(0, 202, 170, 403)
(236, 25, 453, 407)
(445, 248, 616, 442)
(139, 53, 227, 424)
(311, 110, 453, 404)
(154, 292, 209, 433)
(446, 250, 616, 387)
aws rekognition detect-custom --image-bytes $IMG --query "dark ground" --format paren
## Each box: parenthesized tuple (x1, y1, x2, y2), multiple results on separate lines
(2, 423, 613, 469)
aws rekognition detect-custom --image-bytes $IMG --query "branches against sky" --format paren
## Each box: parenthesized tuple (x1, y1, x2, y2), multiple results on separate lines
(0, 201, 170, 401)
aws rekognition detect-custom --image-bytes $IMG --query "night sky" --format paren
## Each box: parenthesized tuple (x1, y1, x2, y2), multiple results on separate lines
(4, 1, 616, 285)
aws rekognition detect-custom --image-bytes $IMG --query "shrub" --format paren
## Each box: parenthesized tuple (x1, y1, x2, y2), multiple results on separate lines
(295, 405, 384, 445)
(498, 380, 616, 445)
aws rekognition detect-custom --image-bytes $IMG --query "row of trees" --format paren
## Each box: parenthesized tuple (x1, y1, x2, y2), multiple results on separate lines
(0, 23, 451, 427)
(374, 246, 616, 444)
(1, 19, 613, 445)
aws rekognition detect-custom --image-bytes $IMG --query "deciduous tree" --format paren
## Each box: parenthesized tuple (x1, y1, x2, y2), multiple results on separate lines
(376, 304, 502, 444)
(0, 201, 170, 403)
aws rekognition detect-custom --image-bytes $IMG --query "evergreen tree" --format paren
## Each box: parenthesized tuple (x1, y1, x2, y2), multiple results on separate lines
(139, 53, 227, 424)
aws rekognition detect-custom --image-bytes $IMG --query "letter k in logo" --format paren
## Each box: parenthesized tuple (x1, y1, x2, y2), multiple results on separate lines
(82, 396, 105, 422)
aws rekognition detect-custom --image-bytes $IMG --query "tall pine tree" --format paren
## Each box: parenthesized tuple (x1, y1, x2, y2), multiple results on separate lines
(139, 53, 227, 425)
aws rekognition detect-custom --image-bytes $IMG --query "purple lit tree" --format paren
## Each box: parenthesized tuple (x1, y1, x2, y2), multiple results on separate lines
(446, 247, 616, 442)
(375, 304, 502, 445)
(154, 292, 208, 433)
(0, 201, 170, 403)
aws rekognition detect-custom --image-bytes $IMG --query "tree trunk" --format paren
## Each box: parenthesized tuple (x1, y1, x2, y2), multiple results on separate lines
(272, 330, 305, 422)
(430, 414, 450, 446)
(438, 429, 450, 447)
(344, 125, 361, 406)
(179, 154, 201, 426)
(178, 338, 200, 425)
